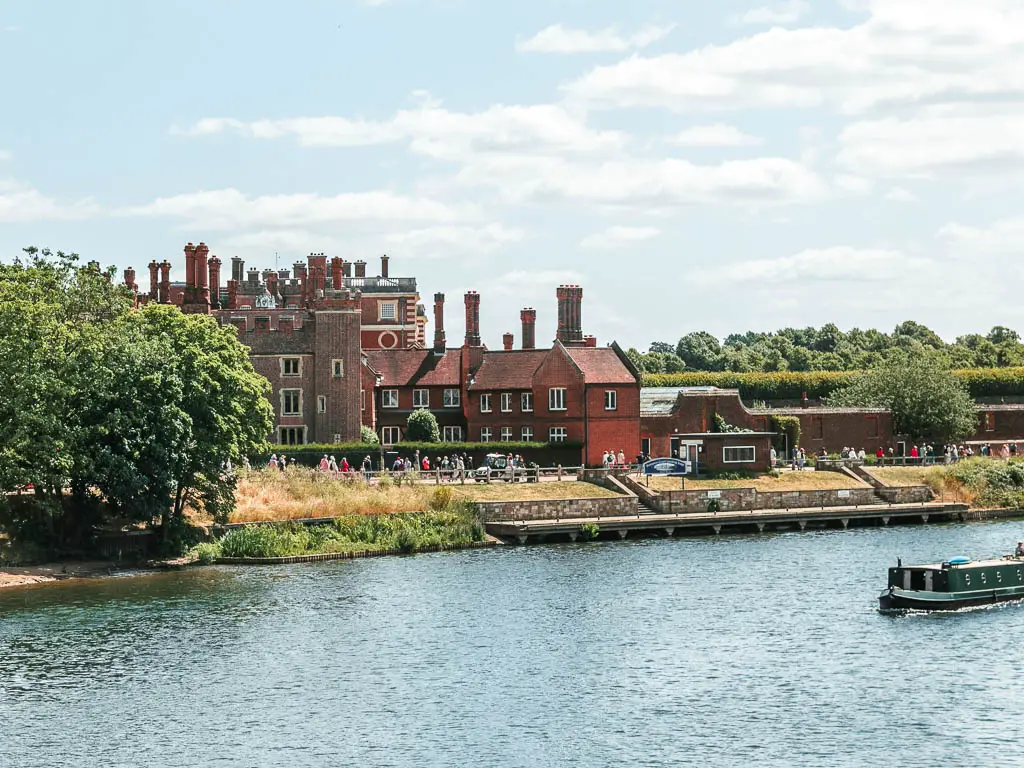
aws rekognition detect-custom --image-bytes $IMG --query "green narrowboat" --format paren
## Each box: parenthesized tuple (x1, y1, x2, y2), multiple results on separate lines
(879, 555, 1024, 611)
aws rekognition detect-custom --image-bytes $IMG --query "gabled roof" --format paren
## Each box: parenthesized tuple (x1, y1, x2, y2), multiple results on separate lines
(564, 345, 637, 385)
(468, 350, 548, 391)
(363, 348, 462, 387)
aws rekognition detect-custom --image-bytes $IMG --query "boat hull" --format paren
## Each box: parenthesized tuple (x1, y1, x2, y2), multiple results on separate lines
(879, 586, 1024, 612)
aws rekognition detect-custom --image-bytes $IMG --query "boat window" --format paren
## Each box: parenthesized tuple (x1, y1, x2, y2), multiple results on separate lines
(981, 573, 987, 584)
(997, 572, 1003, 583)
(965, 574, 971, 585)
(1018, 568, 1022, 582)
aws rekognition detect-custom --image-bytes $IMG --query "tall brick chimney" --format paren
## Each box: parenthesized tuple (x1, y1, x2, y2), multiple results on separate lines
(381, 255, 390, 278)
(433, 293, 446, 353)
(342, 260, 352, 278)
(209, 256, 221, 309)
(503, 333, 514, 351)
(159, 260, 171, 304)
(331, 257, 343, 290)
(231, 256, 244, 283)
(195, 242, 210, 307)
(292, 261, 307, 281)
(521, 308, 536, 350)
(464, 291, 481, 347)
(148, 260, 159, 299)
(123, 267, 136, 292)
(355, 260, 366, 278)
(556, 285, 584, 345)
(183, 243, 197, 295)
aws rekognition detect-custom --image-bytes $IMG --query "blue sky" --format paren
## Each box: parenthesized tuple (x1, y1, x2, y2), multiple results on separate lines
(3, 0, 1024, 350)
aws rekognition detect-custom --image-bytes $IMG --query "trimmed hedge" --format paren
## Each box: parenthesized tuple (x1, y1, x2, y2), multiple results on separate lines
(643, 367, 1024, 401)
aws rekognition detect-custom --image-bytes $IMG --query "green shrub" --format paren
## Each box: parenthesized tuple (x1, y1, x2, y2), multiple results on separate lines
(579, 521, 600, 540)
(191, 541, 222, 564)
(360, 426, 380, 444)
(429, 486, 454, 511)
(406, 409, 441, 443)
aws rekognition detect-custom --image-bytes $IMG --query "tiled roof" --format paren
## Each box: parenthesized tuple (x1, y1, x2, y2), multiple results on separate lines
(565, 346, 637, 385)
(469, 350, 548, 391)
(641, 386, 738, 416)
(364, 349, 462, 387)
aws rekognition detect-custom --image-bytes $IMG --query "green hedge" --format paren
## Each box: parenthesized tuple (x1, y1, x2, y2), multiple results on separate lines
(643, 367, 1024, 401)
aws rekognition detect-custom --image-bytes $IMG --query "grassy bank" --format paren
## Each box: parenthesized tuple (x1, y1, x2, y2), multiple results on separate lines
(644, 472, 866, 493)
(193, 507, 486, 562)
(869, 459, 1024, 508)
(222, 469, 615, 524)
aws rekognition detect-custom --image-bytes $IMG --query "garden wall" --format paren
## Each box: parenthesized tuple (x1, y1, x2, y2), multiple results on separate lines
(475, 496, 636, 522)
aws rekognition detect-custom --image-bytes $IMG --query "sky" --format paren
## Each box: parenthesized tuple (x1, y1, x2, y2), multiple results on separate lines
(3, 0, 1024, 351)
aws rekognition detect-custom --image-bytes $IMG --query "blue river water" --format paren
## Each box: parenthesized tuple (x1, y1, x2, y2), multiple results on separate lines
(3, 520, 1024, 767)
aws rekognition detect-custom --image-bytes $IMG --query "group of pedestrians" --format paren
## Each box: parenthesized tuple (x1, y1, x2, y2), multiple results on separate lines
(602, 450, 628, 469)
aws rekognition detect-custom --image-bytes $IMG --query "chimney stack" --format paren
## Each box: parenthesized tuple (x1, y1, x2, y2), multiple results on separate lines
(159, 260, 171, 303)
(503, 333, 514, 351)
(355, 260, 366, 278)
(381, 255, 390, 278)
(148, 260, 159, 299)
(584, 335, 597, 348)
(209, 256, 221, 309)
(464, 291, 481, 347)
(556, 285, 584, 345)
(183, 243, 197, 292)
(521, 308, 536, 350)
(331, 257, 343, 290)
(342, 260, 352, 278)
(433, 293, 446, 353)
(195, 242, 210, 307)
(123, 267, 136, 292)
(231, 256, 244, 283)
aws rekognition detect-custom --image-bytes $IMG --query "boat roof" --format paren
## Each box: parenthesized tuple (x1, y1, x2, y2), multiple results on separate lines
(904, 557, 1023, 569)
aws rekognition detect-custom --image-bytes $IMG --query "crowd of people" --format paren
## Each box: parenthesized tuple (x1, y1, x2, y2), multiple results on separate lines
(601, 450, 629, 469)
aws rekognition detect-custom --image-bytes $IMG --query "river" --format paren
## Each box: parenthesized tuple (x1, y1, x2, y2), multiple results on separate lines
(2, 520, 1024, 767)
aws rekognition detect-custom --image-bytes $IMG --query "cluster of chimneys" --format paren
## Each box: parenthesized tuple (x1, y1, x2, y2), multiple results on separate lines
(432, 284, 594, 353)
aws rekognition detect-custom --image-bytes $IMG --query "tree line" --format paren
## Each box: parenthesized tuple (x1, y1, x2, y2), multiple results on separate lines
(0, 249, 273, 557)
(627, 322, 1024, 374)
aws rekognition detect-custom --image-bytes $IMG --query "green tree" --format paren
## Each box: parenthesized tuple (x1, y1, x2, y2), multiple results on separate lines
(829, 354, 977, 443)
(676, 332, 722, 371)
(406, 408, 441, 442)
(361, 425, 380, 444)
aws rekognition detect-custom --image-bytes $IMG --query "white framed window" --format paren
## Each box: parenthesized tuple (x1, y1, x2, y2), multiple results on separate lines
(605, 390, 617, 411)
(501, 427, 513, 442)
(444, 389, 461, 408)
(723, 446, 756, 464)
(379, 301, 398, 321)
(278, 426, 306, 445)
(333, 433, 342, 444)
(317, 395, 326, 414)
(480, 427, 493, 443)
(549, 387, 566, 411)
(381, 426, 401, 446)
(521, 392, 533, 412)
(443, 426, 463, 442)
(382, 389, 399, 409)
(281, 388, 302, 416)
(480, 394, 492, 413)
(521, 426, 534, 442)
(361, 389, 366, 411)
(500, 393, 513, 412)
(332, 359, 344, 378)
(413, 389, 429, 408)
(549, 427, 568, 443)
(281, 357, 301, 377)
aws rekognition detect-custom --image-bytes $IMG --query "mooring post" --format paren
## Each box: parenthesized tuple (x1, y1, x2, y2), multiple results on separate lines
(568, 532, 578, 542)
(665, 528, 675, 537)
(799, 520, 807, 531)
(617, 530, 628, 539)
(841, 518, 849, 529)
(882, 516, 890, 526)
(713, 525, 722, 535)
(517, 535, 528, 545)
(757, 523, 765, 533)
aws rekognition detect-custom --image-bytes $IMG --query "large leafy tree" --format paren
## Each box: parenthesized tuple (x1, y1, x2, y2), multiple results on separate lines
(828, 354, 977, 443)
(406, 408, 441, 442)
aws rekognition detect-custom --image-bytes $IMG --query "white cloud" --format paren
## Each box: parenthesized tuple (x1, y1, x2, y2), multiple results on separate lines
(516, 23, 674, 54)
(838, 108, 1024, 178)
(178, 102, 626, 160)
(735, 1, 810, 25)
(938, 216, 1024, 254)
(493, 269, 583, 296)
(670, 124, 763, 147)
(580, 226, 661, 249)
(384, 223, 525, 257)
(0, 179, 100, 222)
(119, 188, 475, 231)
(834, 174, 873, 195)
(566, 1, 1024, 115)
(0, 150, 11, 162)
(885, 187, 918, 202)
(692, 246, 929, 286)
(453, 154, 826, 207)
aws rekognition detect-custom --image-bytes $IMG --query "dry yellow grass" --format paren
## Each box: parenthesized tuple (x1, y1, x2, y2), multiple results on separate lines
(643, 471, 866, 493)
(452, 481, 619, 502)
(229, 469, 434, 523)
(867, 467, 935, 487)
(867, 466, 969, 504)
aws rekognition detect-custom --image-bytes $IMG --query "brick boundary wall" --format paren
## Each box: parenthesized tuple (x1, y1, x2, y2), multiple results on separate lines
(475, 496, 637, 522)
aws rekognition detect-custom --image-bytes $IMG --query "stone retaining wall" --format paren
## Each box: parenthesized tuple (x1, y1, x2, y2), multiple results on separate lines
(875, 486, 934, 504)
(475, 496, 637, 522)
(659, 487, 881, 514)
